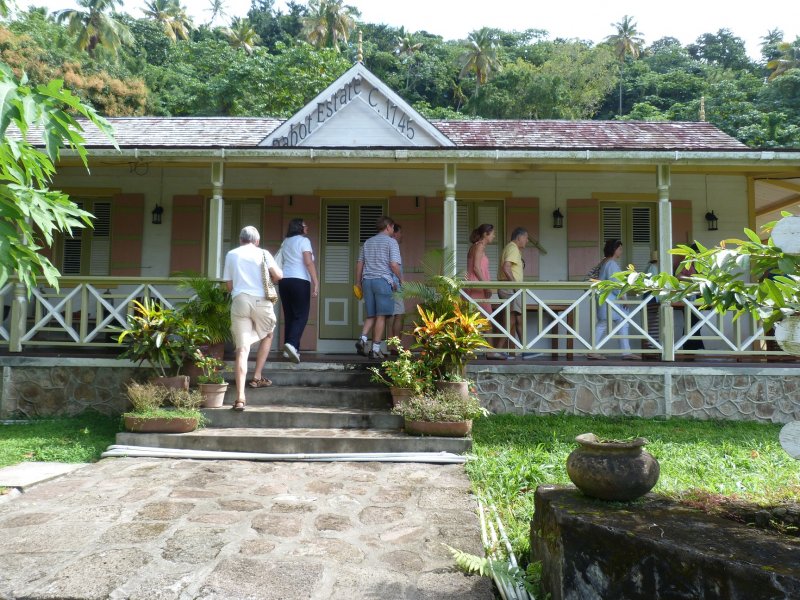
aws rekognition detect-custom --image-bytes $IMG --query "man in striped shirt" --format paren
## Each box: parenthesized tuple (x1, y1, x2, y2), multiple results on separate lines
(355, 216, 403, 359)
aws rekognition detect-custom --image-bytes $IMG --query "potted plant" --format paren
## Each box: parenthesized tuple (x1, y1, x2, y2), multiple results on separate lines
(116, 299, 209, 390)
(194, 349, 229, 408)
(368, 337, 430, 406)
(392, 389, 489, 437)
(122, 381, 205, 433)
(411, 304, 491, 398)
(177, 274, 232, 381)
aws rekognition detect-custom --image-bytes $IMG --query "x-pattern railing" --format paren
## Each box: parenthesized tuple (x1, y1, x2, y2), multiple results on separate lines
(596, 295, 662, 351)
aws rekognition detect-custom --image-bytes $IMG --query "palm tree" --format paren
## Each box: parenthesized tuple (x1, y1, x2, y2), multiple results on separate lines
(605, 15, 644, 116)
(223, 17, 260, 55)
(204, 0, 227, 27)
(458, 28, 501, 97)
(142, 0, 193, 42)
(302, 0, 359, 52)
(395, 30, 423, 90)
(55, 0, 133, 58)
(767, 41, 800, 80)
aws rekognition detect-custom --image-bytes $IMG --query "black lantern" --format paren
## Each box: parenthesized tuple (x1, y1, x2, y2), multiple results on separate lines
(552, 207, 564, 229)
(151, 204, 164, 225)
(705, 210, 718, 231)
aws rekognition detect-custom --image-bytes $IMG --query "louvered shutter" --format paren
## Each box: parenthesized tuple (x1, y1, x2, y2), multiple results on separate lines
(324, 205, 350, 284)
(62, 200, 83, 275)
(456, 203, 470, 275)
(89, 202, 111, 276)
(170, 195, 205, 274)
(110, 194, 144, 276)
(630, 206, 654, 272)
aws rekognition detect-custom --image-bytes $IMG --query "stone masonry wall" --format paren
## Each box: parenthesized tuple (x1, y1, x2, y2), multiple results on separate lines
(468, 364, 800, 424)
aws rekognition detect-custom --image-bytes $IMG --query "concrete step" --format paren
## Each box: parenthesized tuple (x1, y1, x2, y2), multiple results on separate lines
(115, 427, 472, 454)
(241, 363, 377, 388)
(226, 385, 391, 410)
(202, 405, 403, 430)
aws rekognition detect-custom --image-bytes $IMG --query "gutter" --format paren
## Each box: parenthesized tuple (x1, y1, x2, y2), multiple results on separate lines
(68, 147, 800, 168)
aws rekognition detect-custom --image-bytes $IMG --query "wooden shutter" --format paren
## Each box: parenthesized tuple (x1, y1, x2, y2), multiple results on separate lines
(567, 199, 600, 281)
(630, 205, 654, 272)
(170, 195, 205, 274)
(671, 199, 693, 273)
(506, 197, 540, 279)
(424, 197, 443, 251)
(110, 194, 144, 276)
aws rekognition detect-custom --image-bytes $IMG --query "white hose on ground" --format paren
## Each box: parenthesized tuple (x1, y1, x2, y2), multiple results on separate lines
(100, 445, 467, 463)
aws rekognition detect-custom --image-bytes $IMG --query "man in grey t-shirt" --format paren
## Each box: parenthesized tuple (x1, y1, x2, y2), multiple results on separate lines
(355, 216, 402, 359)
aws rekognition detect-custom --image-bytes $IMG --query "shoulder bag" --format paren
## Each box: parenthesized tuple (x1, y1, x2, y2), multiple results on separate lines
(261, 250, 279, 303)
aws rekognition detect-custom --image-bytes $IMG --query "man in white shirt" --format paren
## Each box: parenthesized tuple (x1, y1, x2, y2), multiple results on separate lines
(223, 226, 282, 411)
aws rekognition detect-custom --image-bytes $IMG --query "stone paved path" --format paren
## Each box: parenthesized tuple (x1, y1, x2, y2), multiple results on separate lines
(0, 458, 494, 599)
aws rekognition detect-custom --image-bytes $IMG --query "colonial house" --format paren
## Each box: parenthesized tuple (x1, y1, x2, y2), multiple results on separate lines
(3, 61, 800, 422)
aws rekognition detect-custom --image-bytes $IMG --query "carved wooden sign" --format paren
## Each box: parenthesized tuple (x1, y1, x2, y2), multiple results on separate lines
(779, 421, 800, 460)
(771, 216, 800, 255)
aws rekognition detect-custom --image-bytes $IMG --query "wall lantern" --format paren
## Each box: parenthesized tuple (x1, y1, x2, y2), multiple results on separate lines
(552, 208, 564, 229)
(705, 210, 718, 231)
(151, 204, 164, 225)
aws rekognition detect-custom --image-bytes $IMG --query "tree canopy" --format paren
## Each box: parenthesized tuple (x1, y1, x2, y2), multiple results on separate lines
(0, 3, 798, 147)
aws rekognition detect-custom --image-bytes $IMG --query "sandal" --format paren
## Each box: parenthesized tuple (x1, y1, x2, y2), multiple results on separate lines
(232, 400, 246, 411)
(248, 378, 272, 388)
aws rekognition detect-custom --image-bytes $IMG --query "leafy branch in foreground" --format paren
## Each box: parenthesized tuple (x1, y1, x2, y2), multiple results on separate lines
(594, 215, 800, 328)
(0, 64, 117, 292)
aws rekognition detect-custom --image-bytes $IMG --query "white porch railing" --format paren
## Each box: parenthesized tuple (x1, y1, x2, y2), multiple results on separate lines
(0, 278, 787, 361)
(0, 278, 193, 351)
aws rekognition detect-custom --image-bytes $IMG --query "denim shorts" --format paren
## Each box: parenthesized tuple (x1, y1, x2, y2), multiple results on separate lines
(362, 278, 394, 318)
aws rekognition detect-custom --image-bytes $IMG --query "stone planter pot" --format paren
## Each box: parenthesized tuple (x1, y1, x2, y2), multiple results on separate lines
(774, 315, 800, 357)
(123, 415, 198, 433)
(389, 386, 414, 408)
(566, 433, 660, 501)
(199, 382, 228, 408)
(404, 419, 472, 437)
(433, 380, 470, 400)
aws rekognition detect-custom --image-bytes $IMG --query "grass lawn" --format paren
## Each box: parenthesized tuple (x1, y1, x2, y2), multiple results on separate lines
(466, 413, 800, 560)
(0, 412, 119, 469)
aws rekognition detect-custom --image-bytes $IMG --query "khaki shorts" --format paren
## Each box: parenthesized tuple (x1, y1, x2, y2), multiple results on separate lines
(231, 293, 276, 350)
(498, 288, 522, 314)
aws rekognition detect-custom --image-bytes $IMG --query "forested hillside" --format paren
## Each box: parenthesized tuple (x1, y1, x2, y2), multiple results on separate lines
(2, 0, 799, 147)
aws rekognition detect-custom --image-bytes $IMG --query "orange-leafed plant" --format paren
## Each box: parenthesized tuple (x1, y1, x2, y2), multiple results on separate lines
(412, 304, 491, 380)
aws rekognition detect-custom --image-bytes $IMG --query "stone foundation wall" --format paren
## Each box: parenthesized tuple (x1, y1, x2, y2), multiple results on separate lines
(468, 364, 800, 424)
(0, 359, 141, 419)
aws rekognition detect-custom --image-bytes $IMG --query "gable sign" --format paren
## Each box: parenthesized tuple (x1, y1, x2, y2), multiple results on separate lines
(260, 62, 453, 148)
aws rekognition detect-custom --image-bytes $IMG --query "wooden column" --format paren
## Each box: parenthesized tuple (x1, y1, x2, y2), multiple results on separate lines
(443, 164, 457, 277)
(657, 164, 675, 362)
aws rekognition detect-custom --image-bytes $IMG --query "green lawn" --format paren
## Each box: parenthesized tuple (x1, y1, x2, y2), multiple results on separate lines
(466, 413, 800, 559)
(0, 412, 119, 469)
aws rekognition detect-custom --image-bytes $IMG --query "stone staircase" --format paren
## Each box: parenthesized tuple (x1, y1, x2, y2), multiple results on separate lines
(115, 362, 471, 455)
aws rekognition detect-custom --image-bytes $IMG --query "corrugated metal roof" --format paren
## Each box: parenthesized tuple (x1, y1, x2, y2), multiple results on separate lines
(44, 116, 749, 151)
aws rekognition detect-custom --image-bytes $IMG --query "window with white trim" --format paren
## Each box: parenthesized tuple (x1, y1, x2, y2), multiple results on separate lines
(600, 202, 655, 271)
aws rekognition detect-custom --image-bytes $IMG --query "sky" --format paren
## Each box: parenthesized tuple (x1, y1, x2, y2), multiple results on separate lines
(14, 0, 799, 60)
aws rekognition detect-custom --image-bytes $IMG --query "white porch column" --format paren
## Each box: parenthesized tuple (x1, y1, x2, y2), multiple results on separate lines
(443, 163, 457, 277)
(657, 164, 675, 361)
(206, 161, 224, 278)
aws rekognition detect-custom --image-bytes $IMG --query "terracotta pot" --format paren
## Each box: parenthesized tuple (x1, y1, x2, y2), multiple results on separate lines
(184, 343, 226, 385)
(433, 380, 470, 400)
(566, 433, 660, 501)
(199, 382, 228, 408)
(389, 386, 414, 408)
(151, 375, 189, 391)
(775, 315, 800, 357)
(404, 419, 472, 437)
(123, 415, 198, 433)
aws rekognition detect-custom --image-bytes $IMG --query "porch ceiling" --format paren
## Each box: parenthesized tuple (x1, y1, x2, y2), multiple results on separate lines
(755, 177, 800, 229)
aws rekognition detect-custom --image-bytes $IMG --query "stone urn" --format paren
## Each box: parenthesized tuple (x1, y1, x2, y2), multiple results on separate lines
(566, 433, 660, 501)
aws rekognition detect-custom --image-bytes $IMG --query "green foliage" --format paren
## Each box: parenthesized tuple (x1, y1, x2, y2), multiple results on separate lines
(176, 273, 232, 344)
(368, 337, 430, 393)
(0, 412, 119, 468)
(193, 349, 227, 384)
(391, 390, 488, 422)
(126, 381, 168, 412)
(446, 545, 538, 595)
(594, 219, 800, 328)
(116, 299, 209, 376)
(0, 64, 116, 292)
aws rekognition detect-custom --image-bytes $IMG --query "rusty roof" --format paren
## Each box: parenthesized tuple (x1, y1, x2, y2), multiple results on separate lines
(50, 116, 748, 151)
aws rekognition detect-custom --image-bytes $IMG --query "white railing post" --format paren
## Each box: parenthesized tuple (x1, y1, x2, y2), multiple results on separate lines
(443, 164, 457, 277)
(9, 282, 27, 352)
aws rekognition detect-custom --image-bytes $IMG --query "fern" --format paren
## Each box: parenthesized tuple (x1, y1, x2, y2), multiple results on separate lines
(445, 544, 538, 595)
